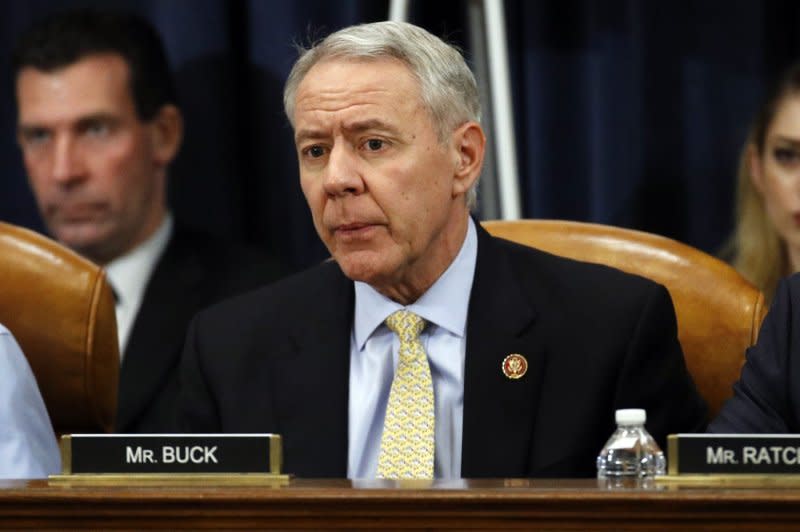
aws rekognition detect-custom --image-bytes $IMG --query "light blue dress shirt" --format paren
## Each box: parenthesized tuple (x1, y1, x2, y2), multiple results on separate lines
(0, 324, 61, 478)
(348, 219, 478, 479)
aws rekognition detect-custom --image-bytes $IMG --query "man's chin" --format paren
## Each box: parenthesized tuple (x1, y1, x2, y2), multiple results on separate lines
(335, 251, 394, 285)
(52, 226, 114, 263)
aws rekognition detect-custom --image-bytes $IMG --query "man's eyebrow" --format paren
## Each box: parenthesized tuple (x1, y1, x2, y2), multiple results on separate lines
(772, 135, 800, 146)
(294, 128, 329, 143)
(74, 112, 119, 126)
(342, 119, 396, 134)
(18, 112, 118, 132)
(17, 122, 46, 135)
(294, 119, 399, 143)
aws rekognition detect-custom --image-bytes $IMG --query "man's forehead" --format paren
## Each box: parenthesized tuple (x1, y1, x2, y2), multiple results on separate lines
(293, 58, 423, 128)
(16, 53, 135, 123)
(17, 52, 131, 87)
(296, 57, 418, 102)
(307, 55, 412, 77)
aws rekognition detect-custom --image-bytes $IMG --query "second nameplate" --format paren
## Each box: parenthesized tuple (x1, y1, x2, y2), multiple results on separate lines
(668, 433, 800, 475)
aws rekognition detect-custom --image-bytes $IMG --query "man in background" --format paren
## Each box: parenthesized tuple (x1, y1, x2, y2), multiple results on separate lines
(12, 9, 281, 433)
(177, 21, 706, 478)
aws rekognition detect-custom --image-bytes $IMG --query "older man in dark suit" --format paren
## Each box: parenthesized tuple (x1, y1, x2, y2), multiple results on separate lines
(177, 21, 706, 478)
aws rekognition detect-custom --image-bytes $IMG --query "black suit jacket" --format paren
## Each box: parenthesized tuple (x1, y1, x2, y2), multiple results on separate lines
(709, 273, 800, 433)
(116, 225, 282, 433)
(177, 224, 706, 477)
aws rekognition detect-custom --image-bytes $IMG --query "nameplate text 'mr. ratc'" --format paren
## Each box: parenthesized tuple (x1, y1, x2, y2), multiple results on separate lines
(668, 434, 800, 474)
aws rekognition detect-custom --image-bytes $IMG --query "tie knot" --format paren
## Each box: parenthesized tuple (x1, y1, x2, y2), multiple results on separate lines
(385, 310, 426, 341)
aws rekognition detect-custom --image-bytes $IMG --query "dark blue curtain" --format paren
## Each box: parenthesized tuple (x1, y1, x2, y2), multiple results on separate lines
(2, 0, 799, 271)
(506, 0, 800, 250)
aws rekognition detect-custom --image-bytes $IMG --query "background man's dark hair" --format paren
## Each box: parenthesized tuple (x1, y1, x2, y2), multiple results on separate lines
(12, 8, 177, 121)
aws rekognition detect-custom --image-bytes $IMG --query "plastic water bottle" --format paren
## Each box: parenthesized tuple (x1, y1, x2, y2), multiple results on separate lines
(596, 408, 666, 479)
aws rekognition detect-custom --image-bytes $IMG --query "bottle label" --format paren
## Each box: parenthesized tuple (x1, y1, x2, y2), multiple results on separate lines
(608, 436, 642, 450)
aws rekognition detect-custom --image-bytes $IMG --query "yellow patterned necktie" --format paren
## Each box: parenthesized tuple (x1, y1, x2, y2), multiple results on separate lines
(377, 310, 435, 479)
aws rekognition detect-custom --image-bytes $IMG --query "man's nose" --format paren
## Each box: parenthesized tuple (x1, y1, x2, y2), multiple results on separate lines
(51, 136, 85, 185)
(322, 144, 365, 197)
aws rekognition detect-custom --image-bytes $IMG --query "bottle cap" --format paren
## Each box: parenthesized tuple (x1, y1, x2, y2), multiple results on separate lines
(615, 408, 646, 425)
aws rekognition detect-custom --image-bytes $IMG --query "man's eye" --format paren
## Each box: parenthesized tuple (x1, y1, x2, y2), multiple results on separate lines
(774, 147, 800, 165)
(305, 145, 326, 158)
(25, 130, 50, 144)
(365, 139, 384, 151)
(85, 122, 110, 137)
(23, 129, 51, 146)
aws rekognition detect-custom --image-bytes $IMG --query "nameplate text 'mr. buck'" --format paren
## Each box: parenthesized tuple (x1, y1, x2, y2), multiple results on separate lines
(59, 434, 282, 474)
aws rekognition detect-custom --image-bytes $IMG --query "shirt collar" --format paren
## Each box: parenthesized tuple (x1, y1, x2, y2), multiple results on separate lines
(104, 213, 173, 308)
(353, 217, 478, 349)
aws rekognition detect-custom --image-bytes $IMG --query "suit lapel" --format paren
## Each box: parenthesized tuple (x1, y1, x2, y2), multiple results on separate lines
(271, 264, 354, 477)
(461, 225, 546, 478)
(117, 230, 205, 431)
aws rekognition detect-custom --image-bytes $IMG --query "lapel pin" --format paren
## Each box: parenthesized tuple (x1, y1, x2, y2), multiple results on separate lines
(502, 354, 528, 379)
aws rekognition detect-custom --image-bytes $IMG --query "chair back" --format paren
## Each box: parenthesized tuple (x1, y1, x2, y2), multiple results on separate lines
(0, 222, 119, 434)
(482, 219, 767, 419)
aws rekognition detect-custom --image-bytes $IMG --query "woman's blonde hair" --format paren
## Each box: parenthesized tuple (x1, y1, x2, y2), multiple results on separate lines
(725, 133, 786, 305)
(724, 64, 800, 304)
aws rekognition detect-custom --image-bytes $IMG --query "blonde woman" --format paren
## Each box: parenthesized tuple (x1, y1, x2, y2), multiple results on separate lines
(726, 64, 800, 304)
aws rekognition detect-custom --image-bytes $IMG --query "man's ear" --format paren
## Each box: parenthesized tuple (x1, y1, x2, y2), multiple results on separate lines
(748, 144, 765, 194)
(150, 104, 183, 167)
(451, 121, 485, 198)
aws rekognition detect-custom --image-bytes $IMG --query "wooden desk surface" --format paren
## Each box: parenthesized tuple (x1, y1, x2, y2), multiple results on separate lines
(2, 477, 800, 530)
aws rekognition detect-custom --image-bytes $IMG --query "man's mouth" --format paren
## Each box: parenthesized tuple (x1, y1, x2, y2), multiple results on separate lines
(333, 222, 379, 240)
(50, 202, 106, 222)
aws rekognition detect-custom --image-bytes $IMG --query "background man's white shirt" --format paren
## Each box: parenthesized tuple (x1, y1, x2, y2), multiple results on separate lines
(105, 214, 173, 357)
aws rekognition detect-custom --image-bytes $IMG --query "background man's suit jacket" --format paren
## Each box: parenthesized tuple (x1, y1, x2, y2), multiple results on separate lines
(710, 273, 800, 433)
(177, 224, 707, 477)
(116, 225, 282, 433)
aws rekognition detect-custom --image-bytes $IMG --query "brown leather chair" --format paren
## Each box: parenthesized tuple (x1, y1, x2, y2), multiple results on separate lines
(482, 219, 767, 420)
(0, 221, 119, 434)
